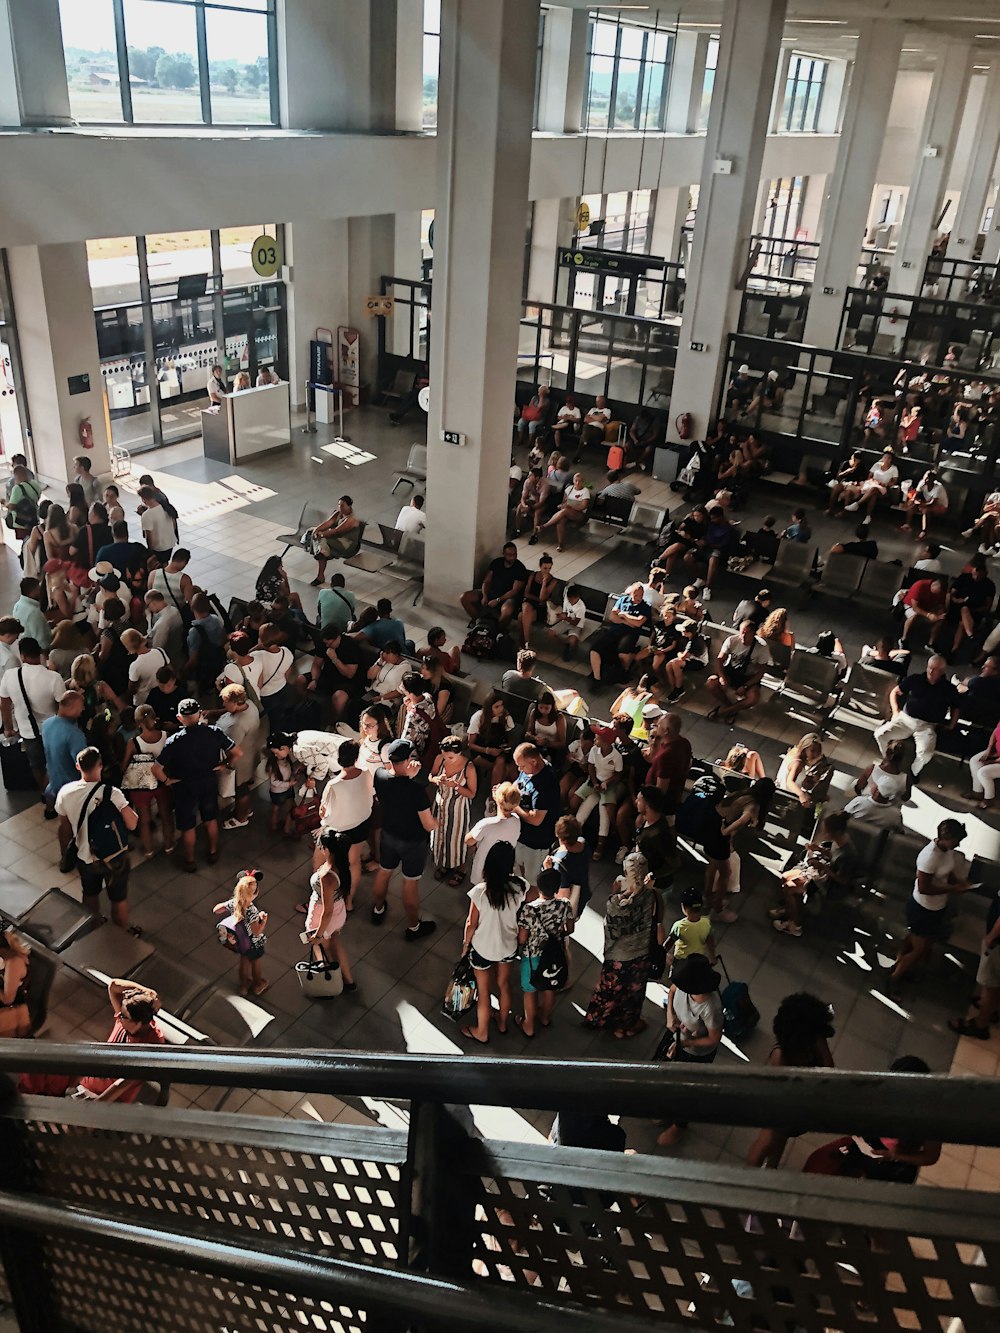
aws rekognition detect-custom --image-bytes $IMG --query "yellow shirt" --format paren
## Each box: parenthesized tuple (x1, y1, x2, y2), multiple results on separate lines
(669, 914, 712, 959)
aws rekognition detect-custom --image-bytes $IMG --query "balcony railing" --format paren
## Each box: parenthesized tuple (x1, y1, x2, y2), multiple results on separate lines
(0, 1043, 998, 1332)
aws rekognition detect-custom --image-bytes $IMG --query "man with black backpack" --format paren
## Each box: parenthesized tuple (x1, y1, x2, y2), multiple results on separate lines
(184, 593, 228, 696)
(55, 746, 139, 932)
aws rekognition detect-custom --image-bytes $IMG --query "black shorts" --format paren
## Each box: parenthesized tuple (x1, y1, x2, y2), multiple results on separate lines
(905, 897, 947, 940)
(79, 858, 130, 904)
(174, 782, 220, 832)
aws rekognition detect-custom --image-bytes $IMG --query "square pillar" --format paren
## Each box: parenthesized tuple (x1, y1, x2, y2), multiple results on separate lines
(7, 243, 112, 485)
(2, 0, 72, 126)
(285, 221, 349, 409)
(804, 21, 904, 348)
(649, 187, 689, 267)
(424, 0, 539, 608)
(889, 40, 975, 295)
(668, 0, 787, 443)
(535, 6, 588, 135)
(526, 198, 575, 304)
(949, 61, 1000, 265)
(664, 32, 710, 136)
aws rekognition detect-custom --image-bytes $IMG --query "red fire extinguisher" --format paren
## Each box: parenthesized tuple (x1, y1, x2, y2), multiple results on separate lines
(78, 417, 94, 450)
(675, 411, 693, 440)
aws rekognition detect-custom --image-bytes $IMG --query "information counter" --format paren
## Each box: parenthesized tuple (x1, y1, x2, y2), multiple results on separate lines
(201, 382, 290, 465)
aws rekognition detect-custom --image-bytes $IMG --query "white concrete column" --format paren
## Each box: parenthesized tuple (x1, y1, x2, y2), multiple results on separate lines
(395, 0, 425, 132)
(6, 244, 112, 485)
(425, 0, 539, 607)
(667, 0, 786, 443)
(982, 173, 1000, 267)
(889, 40, 976, 295)
(665, 32, 710, 136)
(278, 0, 403, 131)
(650, 186, 689, 265)
(1, 0, 72, 126)
(816, 58, 848, 136)
(804, 21, 904, 348)
(526, 198, 575, 303)
(285, 221, 349, 409)
(949, 61, 1000, 265)
(536, 6, 588, 135)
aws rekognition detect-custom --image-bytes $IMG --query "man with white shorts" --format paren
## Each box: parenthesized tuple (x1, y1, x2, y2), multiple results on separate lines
(874, 656, 958, 776)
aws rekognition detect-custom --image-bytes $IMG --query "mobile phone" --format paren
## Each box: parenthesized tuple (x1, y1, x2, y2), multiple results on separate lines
(299, 930, 313, 945)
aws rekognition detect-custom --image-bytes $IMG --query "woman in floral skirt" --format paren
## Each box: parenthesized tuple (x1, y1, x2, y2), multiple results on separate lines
(583, 851, 661, 1040)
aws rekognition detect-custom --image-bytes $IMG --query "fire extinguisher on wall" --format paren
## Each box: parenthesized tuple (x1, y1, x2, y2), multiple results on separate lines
(78, 417, 94, 450)
(675, 411, 693, 440)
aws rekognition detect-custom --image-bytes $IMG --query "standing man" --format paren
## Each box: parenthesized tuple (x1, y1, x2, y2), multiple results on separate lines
(41, 690, 86, 820)
(874, 656, 959, 777)
(512, 742, 560, 884)
(207, 364, 228, 405)
(890, 820, 973, 999)
(3, 465, 42, 540)
(74, 455, 102, 508)
(370, 738, 437, 940)
(646, 712, 693, 804)
(55, 746, 139, 933)
(157, 699, 238, 872)
(0, 638, 65, 791)
(11, 578, 51, 650)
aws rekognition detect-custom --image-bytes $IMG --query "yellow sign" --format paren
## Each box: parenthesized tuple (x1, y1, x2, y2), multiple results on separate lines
(364, 295, 396, 318)
(575, 202, 591, 232)
(251, 234, 282, 278)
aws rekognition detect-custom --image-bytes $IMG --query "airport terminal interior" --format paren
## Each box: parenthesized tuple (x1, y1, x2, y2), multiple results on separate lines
(1, 1, 1000, 1330)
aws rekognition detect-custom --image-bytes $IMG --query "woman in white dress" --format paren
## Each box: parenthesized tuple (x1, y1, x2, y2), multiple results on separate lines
(844, 740, 910, 827)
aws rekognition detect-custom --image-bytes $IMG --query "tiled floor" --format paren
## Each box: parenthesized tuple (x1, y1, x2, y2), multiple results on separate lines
(2, 404, 998, 1173)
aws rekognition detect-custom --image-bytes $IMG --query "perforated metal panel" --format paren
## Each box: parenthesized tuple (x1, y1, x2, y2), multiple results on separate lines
(466, 1145, 1000, 1332)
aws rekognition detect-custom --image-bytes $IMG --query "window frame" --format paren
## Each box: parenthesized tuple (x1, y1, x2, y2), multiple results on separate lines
(780, 53, 827, 133)
(583, 13, 671, 133)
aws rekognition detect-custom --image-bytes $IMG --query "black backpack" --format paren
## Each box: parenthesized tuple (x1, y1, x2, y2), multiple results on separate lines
(193, 622, 228, 690)
(462, 618, 500, 659)
(88, 784, 130, 869)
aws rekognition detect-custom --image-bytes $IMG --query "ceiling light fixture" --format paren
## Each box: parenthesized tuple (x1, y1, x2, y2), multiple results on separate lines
(790, 18, 847, 24)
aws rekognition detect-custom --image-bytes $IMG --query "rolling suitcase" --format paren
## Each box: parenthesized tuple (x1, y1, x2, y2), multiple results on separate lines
(1, 739, 36, 792)
(718, 953, 760, 1040)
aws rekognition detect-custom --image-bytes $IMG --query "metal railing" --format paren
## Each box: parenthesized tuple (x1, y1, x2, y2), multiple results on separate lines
(0, 1043, 998, 1332)
(839, 284, 1000, 370)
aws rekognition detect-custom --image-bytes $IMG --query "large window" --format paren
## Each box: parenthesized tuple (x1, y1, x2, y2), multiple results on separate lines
(584, 13, 671, 131)
(59, 0, 277, 126)
(0, 257, 29, 473)
(90, 225, 287, 453)
(780, 54, 826, 133)
(422, 0, 440, 129)
(697, 36, 718, 131)
(578, 190, 652, 254)
(760, 177, 806, 244)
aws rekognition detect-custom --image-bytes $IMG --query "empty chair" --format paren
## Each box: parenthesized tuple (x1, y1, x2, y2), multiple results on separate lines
(646, 367, 674, 405)
(624, 501, 668, 546)
(380, 367, 415, 406)
(377, 524, 405, 553)
(831, 660, 898, 731)
(816, 552, 867, 598)
(590, 494, 633, 531)
(276, 502, 329, 558)
(775, 650, 842, 728)
(845, 822, 888, 885)
(858, 560, 904, 607)
(769, 540, 817, 590)
(391, 444, 428, 494)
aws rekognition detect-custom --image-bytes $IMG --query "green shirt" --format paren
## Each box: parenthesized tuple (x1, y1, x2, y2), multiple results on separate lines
(669, 914, 712, 960)
(316, 586, 356, 634)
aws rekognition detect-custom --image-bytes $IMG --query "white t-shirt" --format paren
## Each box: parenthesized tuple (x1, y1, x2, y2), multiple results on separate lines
(865, 462, 898, 490)
(563, 485, 589, 506)
(370, 660, 407, 699)
(320, 770, 374, 831)
(0, 641, 21, 676)
(128, 647, 169, 704)
(913, 840, 963, 911)
(148, 606, 183, 656)
(252, 647, 293, 696)
(586, 407, 611, 426)
(141, 505, 176, 552)
(556, 405, 581, 425)
(559, 594, 587, 632)
(207, 371, 226, 398)
(395, 505, 427, 535)
(468, 878, 527, 963)
(917, 481, 947, 509)
(55, 779, 130, 864)
(149, 567, 188, 608)
(468, 709, 514, 742)
(642, 582, 666, 610)
(218, 657, 266, 699)
(589, 746, 624, 785)
(0, 663, 66, 737)
(467, 813, 520, 885)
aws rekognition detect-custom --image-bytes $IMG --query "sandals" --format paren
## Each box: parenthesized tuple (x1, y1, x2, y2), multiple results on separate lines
(446, 869, 466, 887)
(252, 980, 269, 996)
(514, 1014, 534, 1038)
(706, 706, 721, 720)
(459, 1026, 489, 1044)
(592, 839, 606, 862)
(612, 1019, 647, 1040)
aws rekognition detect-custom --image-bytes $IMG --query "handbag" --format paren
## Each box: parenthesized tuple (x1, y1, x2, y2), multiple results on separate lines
(296, 943, 344, 998)
(291, 794, 321, 836)
(441, 950, 477, 1021)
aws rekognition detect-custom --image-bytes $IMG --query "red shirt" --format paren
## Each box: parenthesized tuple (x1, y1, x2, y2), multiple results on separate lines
(77, 1015, 165, 1101)
(647, 737, 693, 799)
(903, 579, 946, 616)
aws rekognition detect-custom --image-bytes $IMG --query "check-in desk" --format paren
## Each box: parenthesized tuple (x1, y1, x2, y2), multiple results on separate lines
(201, 382, 290, 465)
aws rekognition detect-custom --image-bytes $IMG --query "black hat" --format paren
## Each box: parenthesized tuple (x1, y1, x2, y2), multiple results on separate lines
(672, 955, 720, 995)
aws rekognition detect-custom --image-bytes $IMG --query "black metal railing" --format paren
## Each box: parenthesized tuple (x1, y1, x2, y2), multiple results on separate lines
(0, 1043, 999, 1332)
(839, 283, 1000, 370)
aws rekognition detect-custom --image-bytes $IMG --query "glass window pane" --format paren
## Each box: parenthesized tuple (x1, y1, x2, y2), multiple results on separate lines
(618, 26, 644, 60)
(650, 32, 670, 63)
(125, 0, 202, 124)
(88, 236, 140, 305)
(206, 8, 271, 124)
(145, 230, 214, 292)
(220, 223, 275, 284)
(591, 20, 618, 58)
(59, 0, 123, 122)
(586, 54, 614, 128)
(640, 60, 665, 129)
(424, 0, 440, 35)
(613, 58, 640, 128)
(423, 33, 439, 127)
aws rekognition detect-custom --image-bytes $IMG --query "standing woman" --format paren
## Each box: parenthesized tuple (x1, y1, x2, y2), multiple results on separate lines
(304, 831, 356, 990)
(583, 851, 660, 1040)
(43, 503, 74, 563)
(122, 703, 175, 859)
(428, 735, 477, 886)
(518, 553, 557, 649)
(747, 992, 835, 1169)
(314, 740, 373, 912)
(65, 482, 88, 531)
(357, 705, 394, 871)
(418, 654, 452, 725)
(460, 843, 527, 1045)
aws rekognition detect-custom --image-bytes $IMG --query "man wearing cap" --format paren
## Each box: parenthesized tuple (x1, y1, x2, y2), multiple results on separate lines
(874, 655, 959, 776)
(890, 819, 974, 999)
(658, 954, 724, 1147)
(156, 699, 239, 872)
(746, 369, 783, 419)
(370, 738, 437, 940)
(726, 364, 753, 416)
(646, 713, 692, 803)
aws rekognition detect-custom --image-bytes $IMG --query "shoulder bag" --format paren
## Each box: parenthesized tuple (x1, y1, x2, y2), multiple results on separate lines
(15, 669, 41, 741)
(58, 783, 102, 874)
(296, 941, 344, 998)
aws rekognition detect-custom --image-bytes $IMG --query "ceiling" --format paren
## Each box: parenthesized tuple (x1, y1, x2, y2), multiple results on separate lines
(562, 3, 1000, 72)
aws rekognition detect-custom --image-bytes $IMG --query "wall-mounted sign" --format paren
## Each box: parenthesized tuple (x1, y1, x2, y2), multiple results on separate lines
(575, 202, 591, 232)
(364, 295, 395, 318)
(251, 234, 282, 278)
(67, 373, 91, 396)
(557, 247, 665, 280)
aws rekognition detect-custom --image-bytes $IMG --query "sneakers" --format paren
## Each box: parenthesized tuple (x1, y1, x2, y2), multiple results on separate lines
(767, 906, 786, 919)
(223, 817, 251, 830)
(962, 528, 975, 540)
(701, 589, 712, 603)
(405, 919, 436, 942)
(371, 904, 387, 925)
(615, 845, 628, 865)
(772, 918, 802, 937)
(844, 501, 860, 512)
(947, 1018, 990, 1040)
(668, 685, 686, 703)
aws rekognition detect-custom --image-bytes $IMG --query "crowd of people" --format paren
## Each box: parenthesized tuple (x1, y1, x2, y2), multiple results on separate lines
(0, 415, 997, 1166)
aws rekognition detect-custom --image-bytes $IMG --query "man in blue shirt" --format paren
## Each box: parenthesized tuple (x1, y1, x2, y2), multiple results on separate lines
(11, 578, 51, 650)
(94, 520, 149, 591)
(588, 583, 651, 684)
(355, 598, 407, 650)
(41, 690, 87, 817)
(513, 742, 561, 883)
